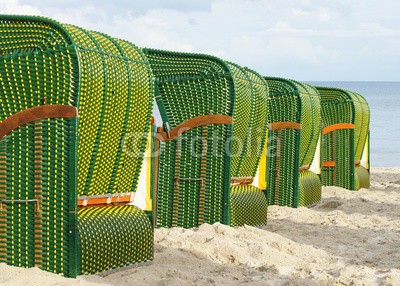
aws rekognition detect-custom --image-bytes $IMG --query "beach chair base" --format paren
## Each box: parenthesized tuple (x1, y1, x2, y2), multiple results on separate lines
(299, 171, 322, 207)
(355, 166, 370, 190)
(78, 205, 153, 275)
(230, 186, 268, 226)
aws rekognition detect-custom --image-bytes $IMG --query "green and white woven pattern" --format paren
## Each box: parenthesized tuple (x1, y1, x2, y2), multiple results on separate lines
(78, 205, 153, 274)
(0, 117, 78, 277)
(229, 64, 269, 178)
(264, 78, 322, 207)
(353, 91, 370, 189)
(0, 15, 154, 277)
(230, 185, 268, 227)
(298, 171, 322, 207)
(316, 87, 370, 190)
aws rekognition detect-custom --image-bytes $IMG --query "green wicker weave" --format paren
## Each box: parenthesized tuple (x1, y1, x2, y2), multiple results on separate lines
(229, 64, 269, 226)
(0, 15, 154, 277)
(143, 49, 268, 228)
(262, 78, 322, 207)
(316, 87, 370, 190)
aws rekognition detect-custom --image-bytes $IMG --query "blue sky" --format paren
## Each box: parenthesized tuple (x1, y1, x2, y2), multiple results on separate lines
(1, 0, 399, 81)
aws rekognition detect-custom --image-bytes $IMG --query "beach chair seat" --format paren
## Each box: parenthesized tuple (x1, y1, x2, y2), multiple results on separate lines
(78, 205, 153, 274)
(0, 16, 154, 277)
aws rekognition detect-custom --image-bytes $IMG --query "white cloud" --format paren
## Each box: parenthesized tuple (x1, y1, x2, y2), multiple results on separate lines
(111, 9, 199, 52)
(0, 0, 41, 15)
(292, 8, 334, 22)
(0, 0, 399, 80)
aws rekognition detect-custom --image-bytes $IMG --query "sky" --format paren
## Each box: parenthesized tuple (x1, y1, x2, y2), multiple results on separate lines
(1, 0, 399, 81)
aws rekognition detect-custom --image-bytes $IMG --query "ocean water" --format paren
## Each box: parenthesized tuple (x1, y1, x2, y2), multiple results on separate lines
(309, 81, 400, 167)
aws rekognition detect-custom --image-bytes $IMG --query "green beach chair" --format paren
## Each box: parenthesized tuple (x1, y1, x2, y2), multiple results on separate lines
(316, 87, 370, 190)
(259, 78, 322, 207)
(0, 15, 154, 277)
(143, 49, 269, 228)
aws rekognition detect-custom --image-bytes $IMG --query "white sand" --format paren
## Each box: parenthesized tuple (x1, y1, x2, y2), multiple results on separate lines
(1, 167, 399, 285)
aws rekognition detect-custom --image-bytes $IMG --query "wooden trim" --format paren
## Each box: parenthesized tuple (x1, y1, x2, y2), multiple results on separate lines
(230, 177, 254, 186)
(322, 161, 336, 168)
(78, 203, 130, 209)
(268, 122, 301, 131)
(0, 105, 78, 139)
(34, 121, 43, 268)
(77, 193, 134, 207)
(322, 123, 355, 135)
(197, 125, 208, 225)
(299, 165, 311, 172)
(157, 115, 233, 141)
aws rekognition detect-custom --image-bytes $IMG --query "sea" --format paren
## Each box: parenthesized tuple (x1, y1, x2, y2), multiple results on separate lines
(309, 81, 400, 167)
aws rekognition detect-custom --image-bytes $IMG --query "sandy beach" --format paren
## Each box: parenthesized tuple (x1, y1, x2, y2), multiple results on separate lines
(1, 167, 399, 286)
